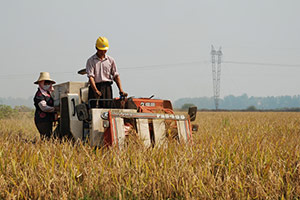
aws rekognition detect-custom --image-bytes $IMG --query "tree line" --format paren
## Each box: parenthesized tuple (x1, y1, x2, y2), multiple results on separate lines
(175, 94, 300, 110)
(1, 94, 300, 111)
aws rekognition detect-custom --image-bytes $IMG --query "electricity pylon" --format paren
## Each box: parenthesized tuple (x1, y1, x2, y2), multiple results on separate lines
(211, 45, 223, 110)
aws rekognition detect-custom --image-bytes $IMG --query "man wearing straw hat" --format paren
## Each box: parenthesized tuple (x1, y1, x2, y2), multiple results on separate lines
(86, 36, 127, 108)
(33, 72, 57, 139)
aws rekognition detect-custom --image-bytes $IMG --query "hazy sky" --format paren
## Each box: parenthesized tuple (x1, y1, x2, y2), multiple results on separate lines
(1, 0, 300, 101)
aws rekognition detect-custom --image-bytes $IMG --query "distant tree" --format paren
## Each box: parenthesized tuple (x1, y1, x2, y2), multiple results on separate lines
(175, 94, 300, 110)
(14, 105, 33, 112)
(0, 105, 17, 119)
(181, 103, 196, 110)
(246, 105, 257, 111)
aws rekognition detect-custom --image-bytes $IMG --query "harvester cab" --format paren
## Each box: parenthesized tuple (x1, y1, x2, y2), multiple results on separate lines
(52, 75, 198, 148)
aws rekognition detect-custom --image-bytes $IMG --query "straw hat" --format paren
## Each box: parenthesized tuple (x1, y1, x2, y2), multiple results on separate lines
(34, 72, 56, 84)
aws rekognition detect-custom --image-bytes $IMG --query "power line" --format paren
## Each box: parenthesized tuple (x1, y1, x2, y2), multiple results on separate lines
(0, 61, 209, 78)
(223, 61, 300, 68)
(0, 60, 300, 79)
(119, 61, 209, 70)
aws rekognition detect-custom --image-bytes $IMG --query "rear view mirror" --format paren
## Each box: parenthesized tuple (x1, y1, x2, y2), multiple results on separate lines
(77, 68, 87, 75)
(188, 106, 197, 121)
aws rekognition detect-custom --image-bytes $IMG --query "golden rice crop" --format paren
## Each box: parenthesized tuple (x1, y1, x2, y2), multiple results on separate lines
(0, 112, 300, 199)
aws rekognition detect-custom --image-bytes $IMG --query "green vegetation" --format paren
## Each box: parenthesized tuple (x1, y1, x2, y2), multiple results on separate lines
(0, 105, 33, 119)
(0, 105, 16, 119)
(246, 105, 257, 111)
(181, 103, 196, 110)
(175, 94, 300, 110)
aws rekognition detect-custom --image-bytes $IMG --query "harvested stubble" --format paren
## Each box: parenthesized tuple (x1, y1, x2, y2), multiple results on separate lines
(0, 112, 300, 199)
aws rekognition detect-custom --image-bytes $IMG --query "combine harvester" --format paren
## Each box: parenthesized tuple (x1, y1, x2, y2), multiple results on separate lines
(52, 71, 198, 148)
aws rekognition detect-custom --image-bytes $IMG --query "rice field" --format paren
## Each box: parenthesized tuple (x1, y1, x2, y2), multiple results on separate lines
(1, 112, 300, 199)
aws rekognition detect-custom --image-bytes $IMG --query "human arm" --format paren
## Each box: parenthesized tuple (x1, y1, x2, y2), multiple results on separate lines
(86, 57, 102, 97)
(114, 75, 127, 96)
(89, 76, 102, 97)
(110, 58, 127, 96)
(35, 89, 58, 113)
(38, 100, 55, 112)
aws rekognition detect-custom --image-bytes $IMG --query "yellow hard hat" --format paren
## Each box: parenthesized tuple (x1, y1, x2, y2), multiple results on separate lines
(96, 36, 109, 50)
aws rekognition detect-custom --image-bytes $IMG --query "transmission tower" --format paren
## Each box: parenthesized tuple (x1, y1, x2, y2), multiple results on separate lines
(211, 45, 223, 110)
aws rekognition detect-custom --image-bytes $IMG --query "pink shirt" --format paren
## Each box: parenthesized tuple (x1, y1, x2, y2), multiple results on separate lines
(86, 54, 119, 83)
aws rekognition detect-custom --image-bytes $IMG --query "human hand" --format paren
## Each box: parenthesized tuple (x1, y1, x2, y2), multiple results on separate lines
(119, 91, 128, 97)
(95, 90, 102, 98)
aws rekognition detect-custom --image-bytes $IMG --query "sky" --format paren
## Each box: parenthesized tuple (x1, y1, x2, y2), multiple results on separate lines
(1, 0, 300, 102)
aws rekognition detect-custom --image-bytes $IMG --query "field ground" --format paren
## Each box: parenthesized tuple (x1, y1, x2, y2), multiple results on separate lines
(1, 112, 300, 199)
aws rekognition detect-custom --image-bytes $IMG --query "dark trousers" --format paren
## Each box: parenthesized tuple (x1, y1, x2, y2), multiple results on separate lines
(35, 121, 53, 139)
(88, 82, 113, 108)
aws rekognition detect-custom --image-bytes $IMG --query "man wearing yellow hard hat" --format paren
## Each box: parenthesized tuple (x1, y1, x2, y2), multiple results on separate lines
(86, 36, 127, 107)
